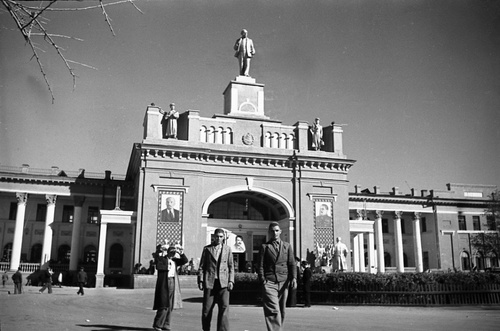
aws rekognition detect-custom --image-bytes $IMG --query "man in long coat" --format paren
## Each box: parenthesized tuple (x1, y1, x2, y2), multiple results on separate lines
(152, 243, 188, 331)
(198, 228, 234, 331)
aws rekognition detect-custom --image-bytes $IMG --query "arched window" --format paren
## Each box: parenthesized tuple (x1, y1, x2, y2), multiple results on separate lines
(109, 243, 124, 268)
(461, 251, 470, 270)
(84, 245, 97, 264)
(30, 243, 43, 263)
(265, 132, 272, 148)
(490, 253, 499, 268)
(288, 134, 295, 150)
(200, 126, 207, 143)
(474, 251, 484, 270)
(58, 244, 71, 263)
(2, 243, 12, 262)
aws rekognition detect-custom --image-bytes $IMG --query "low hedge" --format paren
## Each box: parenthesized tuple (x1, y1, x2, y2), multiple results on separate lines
(230, 271, 500, 305)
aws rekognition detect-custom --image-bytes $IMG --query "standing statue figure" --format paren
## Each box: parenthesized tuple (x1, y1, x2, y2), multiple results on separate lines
(333, 237, 348, 272)
(160, 103, 180, 139)
(234, 29, 255, 77)
(310, 117, 323, 151)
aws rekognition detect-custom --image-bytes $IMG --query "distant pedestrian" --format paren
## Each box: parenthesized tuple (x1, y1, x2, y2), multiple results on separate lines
(56, 272, 63, 288)
(2, 271, 8, 287)
(77, 267, 88, 295)
(39, 268, 53, 294)
(12, 269, 23, 294)
(302, 261, 312, 308)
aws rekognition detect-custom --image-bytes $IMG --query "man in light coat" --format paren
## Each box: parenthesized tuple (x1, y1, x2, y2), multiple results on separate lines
(198, 228, 234, 331)
(234, 29, 255, 77)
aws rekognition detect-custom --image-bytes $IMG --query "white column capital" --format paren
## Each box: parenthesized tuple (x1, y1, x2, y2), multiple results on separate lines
(45, 194, 57, 205)
(412, 212, 421, 221)
(375, 210, 384, 219)
(16, 192, 28, 204)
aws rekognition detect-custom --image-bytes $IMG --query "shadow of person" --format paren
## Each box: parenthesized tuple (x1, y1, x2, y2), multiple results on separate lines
(76, 324, 152, 330)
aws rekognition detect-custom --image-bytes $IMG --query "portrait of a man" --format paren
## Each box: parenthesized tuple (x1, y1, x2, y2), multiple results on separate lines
(232, 235, 246, 253)
(161, 195, 180, 223)
(315, 202, 332, 228)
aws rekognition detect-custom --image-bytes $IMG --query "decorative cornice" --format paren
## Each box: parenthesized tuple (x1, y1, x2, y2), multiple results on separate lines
(141, 148, 354, 173)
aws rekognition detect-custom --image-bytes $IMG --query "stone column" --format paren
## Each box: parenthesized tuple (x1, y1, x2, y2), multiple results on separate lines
(10, 193, 28, 271)
(413, 212, 424, 272)
(358, 233, 365, 272)
(375, 210, 385, 273)
(69, 196, 85, 271)
(367, 231, 375, 273)
(40, 195, 57, 266)
(352, 235, 359, 272)
(95, 221, 108, 288)
(394, 211, 404, 272)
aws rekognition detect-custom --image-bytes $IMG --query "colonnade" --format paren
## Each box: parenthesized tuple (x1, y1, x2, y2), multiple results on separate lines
(7, 192, 86, 272)
(351, 210, 424, 273)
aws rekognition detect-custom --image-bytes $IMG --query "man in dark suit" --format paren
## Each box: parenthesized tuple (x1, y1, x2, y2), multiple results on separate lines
(258, 222, 297, 331)
(198, 228, 234, 331)
(161, 196, 180, 222)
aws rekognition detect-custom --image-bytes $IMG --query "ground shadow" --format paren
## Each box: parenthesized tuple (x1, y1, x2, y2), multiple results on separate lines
(183, 296, 203, 303)
(76, 324, 152, 331)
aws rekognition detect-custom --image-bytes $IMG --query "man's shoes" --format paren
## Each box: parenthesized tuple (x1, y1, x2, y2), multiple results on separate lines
(152, 327, 162, 331)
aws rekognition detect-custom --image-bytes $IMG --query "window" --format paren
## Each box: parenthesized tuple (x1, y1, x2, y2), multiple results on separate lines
(461, 251, 470, 270)
(84, 245, 97, 264)
(458, 215, 466, 230)
(421, 217, 427, 232)
(382, 219, 389, 233)
(401, 219, 406, 234)
(9, 202, 17, 220)
(62, 205, 74, 223)
(36, 204, 47, 222)
(87, 206, 100, 224)
(57, 245, 71, 263)
(473, 216, 481, 231)
(30, 243, 43, 263)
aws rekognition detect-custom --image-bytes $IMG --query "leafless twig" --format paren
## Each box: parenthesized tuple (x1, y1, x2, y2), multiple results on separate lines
(1, 0, 142, 103)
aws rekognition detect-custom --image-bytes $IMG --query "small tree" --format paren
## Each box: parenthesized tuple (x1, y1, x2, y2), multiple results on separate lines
(470, 190, 500, 265)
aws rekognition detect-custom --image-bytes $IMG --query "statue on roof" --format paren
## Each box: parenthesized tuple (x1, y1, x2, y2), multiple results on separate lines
(234, 29, 256, 77)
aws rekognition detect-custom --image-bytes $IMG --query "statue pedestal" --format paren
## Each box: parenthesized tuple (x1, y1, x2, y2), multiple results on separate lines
(223, 76, 268, 118)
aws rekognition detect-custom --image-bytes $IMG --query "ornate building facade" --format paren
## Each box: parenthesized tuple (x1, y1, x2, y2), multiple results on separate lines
(0, 76, 497, 287)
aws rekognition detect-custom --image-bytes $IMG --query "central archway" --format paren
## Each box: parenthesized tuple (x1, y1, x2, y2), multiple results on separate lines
(201, 186, 295, 272)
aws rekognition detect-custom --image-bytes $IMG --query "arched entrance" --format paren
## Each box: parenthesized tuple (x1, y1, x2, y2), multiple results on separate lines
(203, 187, 294, 273)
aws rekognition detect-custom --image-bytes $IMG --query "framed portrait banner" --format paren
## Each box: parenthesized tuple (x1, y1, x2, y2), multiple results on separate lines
(313, 200, 334, 247)
(157, 190, 184, 245)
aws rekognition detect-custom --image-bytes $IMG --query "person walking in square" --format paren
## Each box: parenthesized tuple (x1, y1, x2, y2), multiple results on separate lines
(258, 222, 297, 331)
(198, 228, 234, 331)
(11, 269, 22, 294)
(77, 267, 88, 295)
(38, 267, 53, 294)
(301, 261, 312, 308)
(2, 271, 8, 288)
(152, 242, 188, 331)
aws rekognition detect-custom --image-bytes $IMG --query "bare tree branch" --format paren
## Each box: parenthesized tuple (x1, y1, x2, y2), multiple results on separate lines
(1, 0, 142, 102)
